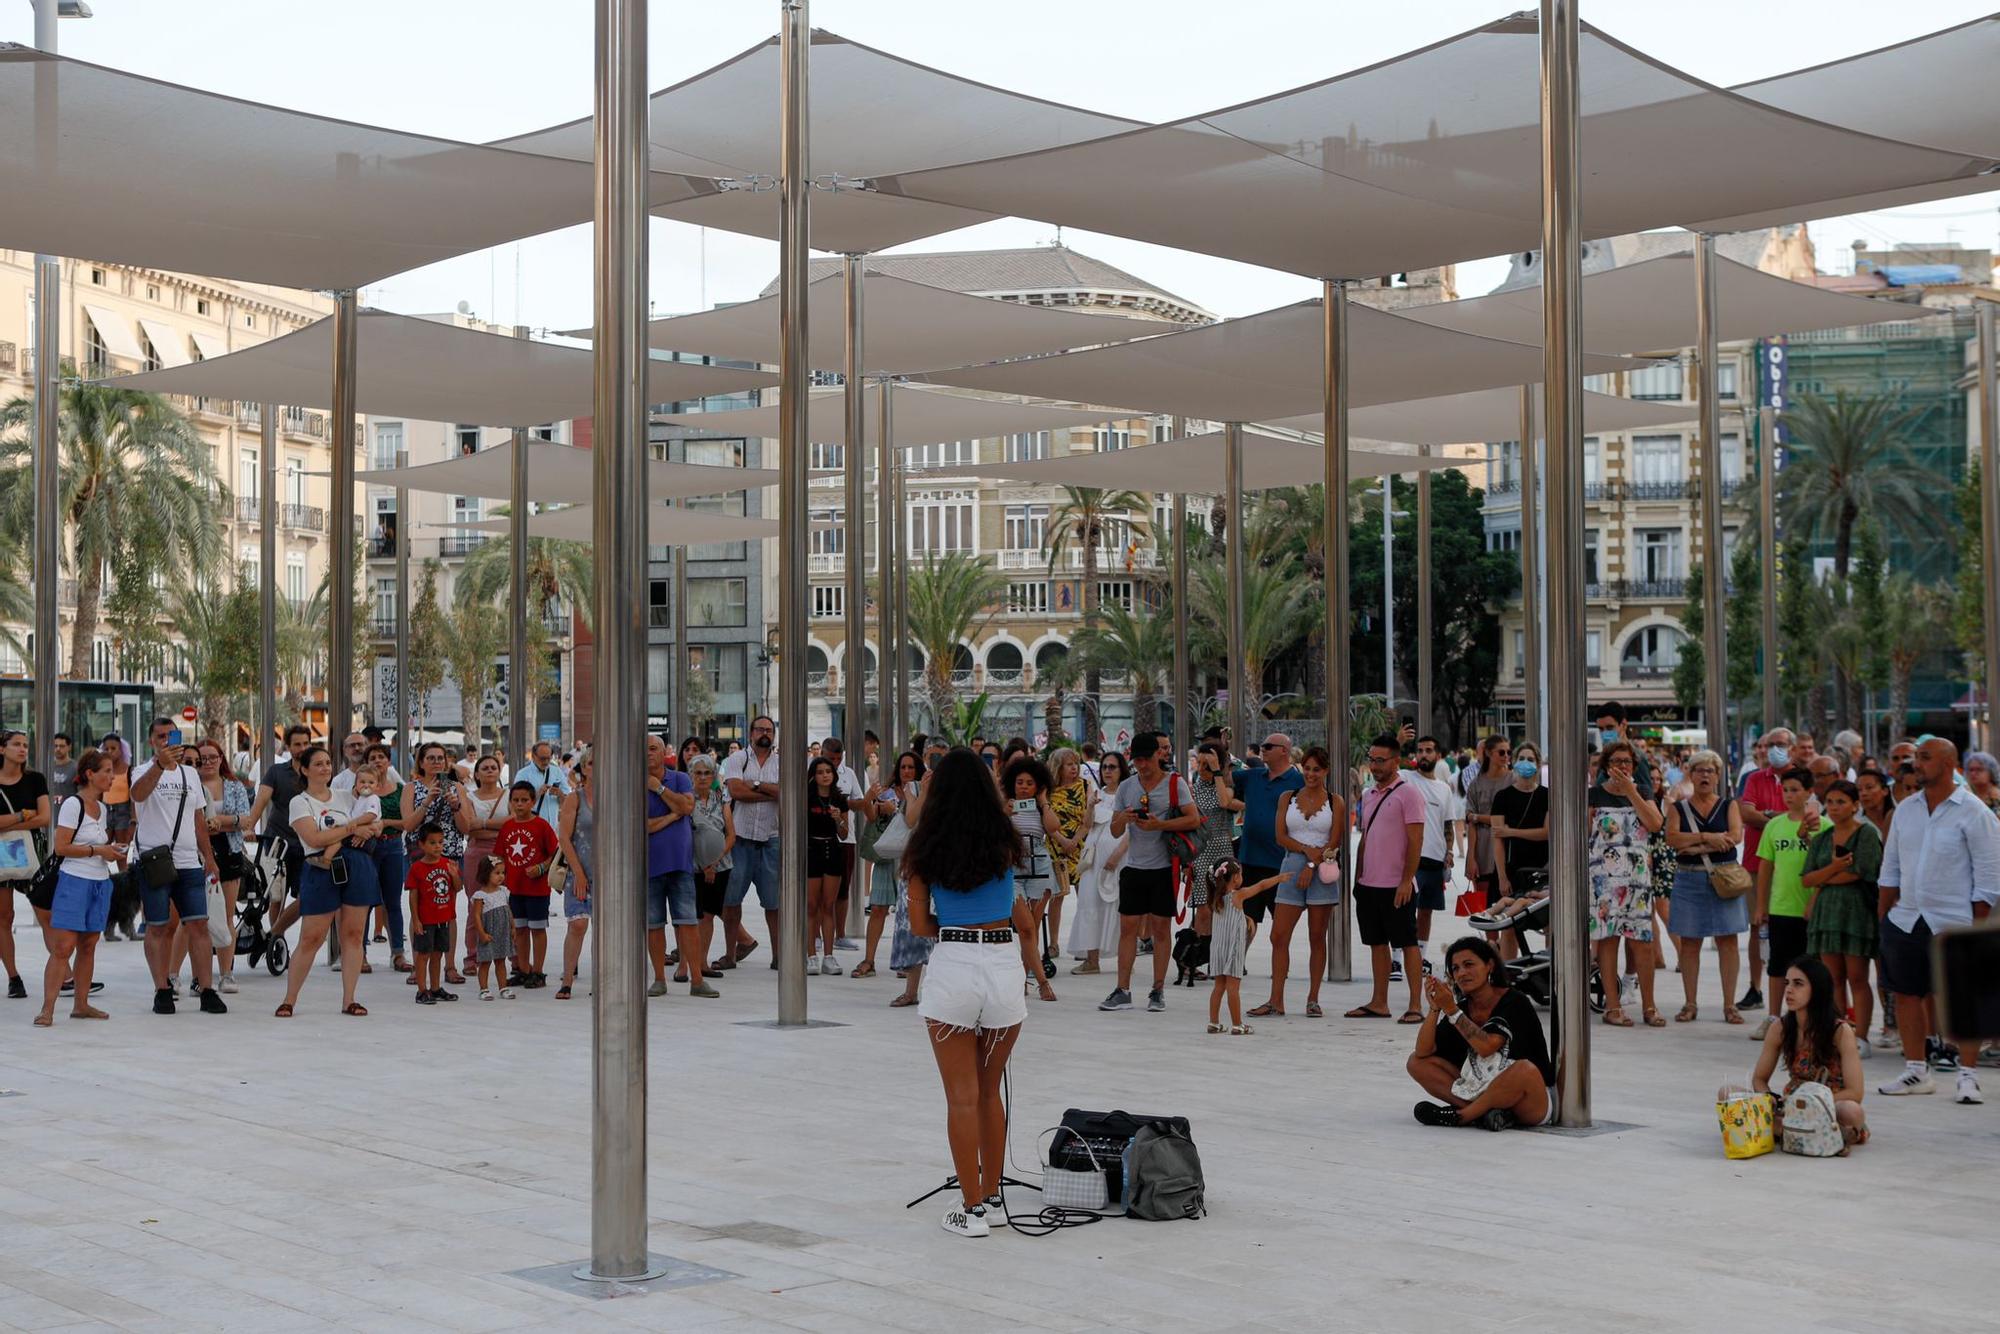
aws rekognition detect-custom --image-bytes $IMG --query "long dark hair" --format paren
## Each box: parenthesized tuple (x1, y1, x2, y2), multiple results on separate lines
(903, 747, 1018, 890)
(1444, 935, 1511, 989)
(1780, 955, 1840, 1070)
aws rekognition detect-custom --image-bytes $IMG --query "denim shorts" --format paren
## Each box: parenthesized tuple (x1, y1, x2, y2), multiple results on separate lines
(728, 838, 781, 911)
(51, 870, 112, 934)
(563, 877, 592, 918)
(647, 870, 697, 928)
(1276, 852, 1340, 907)
(141, 865, 210, 927)
(298, 848, 381, 916)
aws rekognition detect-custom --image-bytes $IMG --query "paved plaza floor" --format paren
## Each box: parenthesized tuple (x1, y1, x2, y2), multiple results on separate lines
(1, 909, 1993, 1333)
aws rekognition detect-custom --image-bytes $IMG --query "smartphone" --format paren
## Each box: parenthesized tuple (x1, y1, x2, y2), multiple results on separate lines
(1933, 918, 2000, 1045)
(330, 855, 349, 886)
(1013, 797, 1037, 816)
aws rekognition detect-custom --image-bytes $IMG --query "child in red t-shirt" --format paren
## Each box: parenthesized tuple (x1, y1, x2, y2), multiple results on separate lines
(497, 782, 560, 988)
(404, 825, 462, 1004)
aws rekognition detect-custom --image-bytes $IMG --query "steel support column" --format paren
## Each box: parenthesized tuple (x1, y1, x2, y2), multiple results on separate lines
(1759, 405, 1779, 736)
(1980, 304, 2000, 750)
(1382, 475, 1394, 709)
(394, 448, 410, 770)
(510, 427, 531, 763)
(1540, 0, 1590, 1128)
(1694, 235, 1729, 756)
(29, 0, 62, 771)
(1170, 417, 1190, 769)
(1224, 423, 1248, 758)
(1417, 446, 1433, 737)
(876, 380, 899, 753)
(329, 292, 359, 742)
(842, 256, 867, 764)
(261, 408, 278, 766)
(891, 393, 910, 748)
(1518, 385, 1542, 747)
(1322, 280, 1352, 984)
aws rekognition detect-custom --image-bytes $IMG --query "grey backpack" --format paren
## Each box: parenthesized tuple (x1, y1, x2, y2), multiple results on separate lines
(1122, 1122, 1206, 1221)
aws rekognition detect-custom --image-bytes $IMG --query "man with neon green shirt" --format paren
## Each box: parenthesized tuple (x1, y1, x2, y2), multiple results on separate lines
(1751, 767, 1818, 1040)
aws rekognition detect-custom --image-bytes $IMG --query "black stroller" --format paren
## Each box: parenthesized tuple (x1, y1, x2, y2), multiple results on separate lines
(1467, 870, 1604, 1015)
(234, 838, 291, 976)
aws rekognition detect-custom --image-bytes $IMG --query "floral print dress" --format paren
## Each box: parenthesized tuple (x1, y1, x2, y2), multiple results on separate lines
(1587, 803, 1654, 942)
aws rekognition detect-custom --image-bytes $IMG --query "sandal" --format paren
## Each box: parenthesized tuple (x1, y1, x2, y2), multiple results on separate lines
(1231, 1024, 1255, 1036)
(1642, 1008, 1667, 1028)
(445, 970, 466, 986)
(734, 940, 759, 962)
(32, 1012, 52, 1027)
(1248, 1002, 1284, 1018)
(1602, 1008, 1635, 1027)
(1345, 1006, 1391, 1019)
(341, 1002, 368, 1017)
(392, 956, 413, 973)
(359, 962, 373, 974)
(1396, 1010, 1425, 1024)
(889, 993, 918, 1007)
(1723, 1006, 1746, 1025)
(1674, 1003, 1698, 1023)
(1207, 1022, 1226, 1033)
(555, 983, 573, 1000)
(851, 962, 876, 978)
(274, 1003, 294, 1018)
(1305, 1002, 1325, 1018)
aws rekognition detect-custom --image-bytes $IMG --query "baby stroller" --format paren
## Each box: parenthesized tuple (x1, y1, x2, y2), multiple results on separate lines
(234, 837, 291, 976)
(1467, 870, 1603, 1015)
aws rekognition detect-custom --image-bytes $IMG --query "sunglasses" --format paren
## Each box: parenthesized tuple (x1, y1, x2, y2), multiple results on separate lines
(1260, 742, 1285, 751)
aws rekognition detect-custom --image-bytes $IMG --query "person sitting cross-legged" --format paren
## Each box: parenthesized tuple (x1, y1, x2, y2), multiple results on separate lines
(1407, 936, 1555, 1131)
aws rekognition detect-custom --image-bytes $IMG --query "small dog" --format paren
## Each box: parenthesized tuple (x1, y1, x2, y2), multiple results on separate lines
(1171, 927, 1210, 987)
(106, 871, 145, 942)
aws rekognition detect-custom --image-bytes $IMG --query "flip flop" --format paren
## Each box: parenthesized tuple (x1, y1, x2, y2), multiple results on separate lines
(274, 1003, 294, 1018)
(1674, 1004, 1698, 1023)
(1396, 1010, 1424, 1024)
(1248, 1002, 1284, 1018)
(1602, 1009, 1635, 1027)
(889, 993, 918, 1007)
(1305, 1002, 1325, 1018)
(1345, 1006, 1391, 1019)
(851, 962, 876, 978)
(341, 1002, 368, 1017)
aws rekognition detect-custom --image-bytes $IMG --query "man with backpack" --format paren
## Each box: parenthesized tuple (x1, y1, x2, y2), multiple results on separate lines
(1101, 732, 1202, 1014)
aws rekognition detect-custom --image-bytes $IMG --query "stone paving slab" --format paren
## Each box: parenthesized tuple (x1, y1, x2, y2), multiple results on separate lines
(1, 914, 1993, 1332)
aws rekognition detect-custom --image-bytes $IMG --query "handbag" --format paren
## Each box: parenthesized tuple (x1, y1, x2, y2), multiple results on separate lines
(24, 796, 69, 909)
(1681, 801, 1751, 898)
(1039, 1126, 1111, 1212)
(871, 809, 911, 862)
(1161, 775, 1199, 864)
(1450, 1045, 1513, 1102)
(1717, 1089, 1776, 1159)
(0, 785, 40, 882)
(134, 769, 192, 891)
(205, 877, 231, 949)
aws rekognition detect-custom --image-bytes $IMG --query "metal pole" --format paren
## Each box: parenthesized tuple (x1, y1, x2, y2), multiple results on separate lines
(1540, 0, 1590, 1129)
(1759, 404, 1779, 735)
(1322, 279, 1352, 984)
(1382, 474, 1394, 708)
(510, 427, 531, 766)
(1417, 445, 1433, 737)
(29, 0, 60, 770)
(583, 0, 655, 1283)
(1695, 235, 1729, 756)
(891, 395, 910, 746)
(876, 380, 899, 753)
(394, 449, 410, 771)
(672, 450, 689, 744)
(1519, 385, 1542, 748)
(261, 408, 278, 766)
(1980, 303, 2000, 750)
(1170, 417, 1190, 769)
(842, 256, 867, 760)
(775, 0, 811, 1024)
(329, 292, 359, 743)
(1224, 423, 1248, 758)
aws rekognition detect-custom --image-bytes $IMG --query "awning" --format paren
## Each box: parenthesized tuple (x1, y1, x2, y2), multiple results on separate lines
(81, 304, 145, 362)
(137, 319, 191, 369)
(432, 505, 778, 545)
(632, 270, 1166, 374)
(919, 300, 1642, 423)
(102, 311, 774, 427)
(0, 45, 712, 290)
(655, 384, 1130, 448)
(493, 29, 1141, 253)
(1400, 252, 1930, 355)
(876, 17, 1996, 279)
(364, 437, 775, 507)
(921, 431, 1470, 493)
(190, 332, 228, 362)
(1263, 388, 1693, 448)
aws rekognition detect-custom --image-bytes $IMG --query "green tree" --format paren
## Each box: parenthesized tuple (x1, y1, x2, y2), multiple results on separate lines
(1189, 553, 1315, 721)
(0, 365, 225, 676)
(403, 560, 448, 740)
(1951, 460, 1985, 677)
(1042, 485, 1150, 744)
(1880, 577, 1950, 739)
(904, 552, 1009, 725)
(166, 574, 260, 742)
(1724, 540, 1764, 726)
(454, 516, 595, 631)
(1776, 537, 1819, 730)
(1672, 561, 1707, 718)
(1848, 521, 1889, 748)
(1070, 601, 1173, 734)
(444, 597, 507, 755)
(1778, 389, 1929, 581)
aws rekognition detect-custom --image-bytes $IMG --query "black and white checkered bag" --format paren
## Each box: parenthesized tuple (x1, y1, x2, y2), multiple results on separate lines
(1039, 1127, 1110, 1211)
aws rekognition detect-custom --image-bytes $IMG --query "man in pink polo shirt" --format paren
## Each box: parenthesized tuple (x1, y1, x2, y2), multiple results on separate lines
(1347, 733, 1428, 1022)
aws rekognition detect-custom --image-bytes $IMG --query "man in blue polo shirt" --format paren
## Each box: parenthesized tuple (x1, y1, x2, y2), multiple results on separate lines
(1237, 732, 1305, 939)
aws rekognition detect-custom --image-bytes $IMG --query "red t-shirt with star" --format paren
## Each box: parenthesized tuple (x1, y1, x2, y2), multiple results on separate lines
(497, 816, 559, 898)
(404, 855, 459, 926)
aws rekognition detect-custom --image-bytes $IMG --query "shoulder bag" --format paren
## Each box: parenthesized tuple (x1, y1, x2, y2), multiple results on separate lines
(1680, 800, 1752, 899)
(0, 783, 40, 882)
(134, 768, 191, 890)
(23, 795, 72, 908)
(1161, 775, 1200, 864)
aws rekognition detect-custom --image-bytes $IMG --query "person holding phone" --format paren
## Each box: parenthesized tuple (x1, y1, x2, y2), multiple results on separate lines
(129, 717, 223, 1017)
(277, 745, 380, 1017)
(1002, 754, 1060, 1002)
(1408, 936, 1554, 1130)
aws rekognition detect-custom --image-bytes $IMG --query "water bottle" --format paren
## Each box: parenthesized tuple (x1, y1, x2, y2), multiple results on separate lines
(1756, 922, 1769, 944)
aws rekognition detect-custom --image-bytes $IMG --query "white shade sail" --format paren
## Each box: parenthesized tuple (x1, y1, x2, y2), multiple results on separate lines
(104, 312, 774, 428)
(493, 29, 1141, 254)
(877, 18, 1996, 279)
(634, 271, 1163, 374)
(434, 505, 777, 546)
(927, 432, 1470, 493)
(0, 47, 710, 290)
(920, 300, 1641, 422)
(1263, 388, 1692, 448)
(362, 438, 776, 507)
(1400, 252, 1930, 355)
(655, 385, 1128, 448)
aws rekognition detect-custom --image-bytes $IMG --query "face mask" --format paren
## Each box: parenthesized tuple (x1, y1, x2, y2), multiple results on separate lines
(1598, 728, 1620, 747)
(1514, 759, 1539, 780)
(1766, 746, 1790, 768)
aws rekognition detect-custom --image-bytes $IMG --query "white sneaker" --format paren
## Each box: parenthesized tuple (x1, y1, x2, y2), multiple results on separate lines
(984, 1195, 1008, 1229)
(821, 955, 843, 976)
(1878, 1066, 1936, 1096)
(1872, 1030, 1900, 1050)
(1749, 1016, 1776, 1042)
(1956, 1070, 1984, 1105)
(1620, 974, 1638, 1011)
(218, 973, 238, 995)
(806, 955, 821, 976)
(941, 1204, 989, 1238)
(1856, 1040, 1872, 1061)
(499, 987, 517, 999)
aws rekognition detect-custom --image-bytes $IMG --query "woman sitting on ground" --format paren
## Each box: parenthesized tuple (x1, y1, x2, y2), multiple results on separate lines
(1750, 955, 1869, 1149)
(1407, 936, 1555, 1131)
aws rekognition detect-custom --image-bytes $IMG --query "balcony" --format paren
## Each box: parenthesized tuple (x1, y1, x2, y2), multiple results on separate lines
(1589, 578, 1687, 602)
(281, 503, 324, 533)
(984, 667, 1024, 688)
(440, 534, 487, 557)
(1624, 663, 1676, 679)
(281, 408, 326, 441)
(236, 495, 262, 523)
(1626, 479, 1698, 502)
(370, 615, 396, 637)
(367, 535, 397, 557)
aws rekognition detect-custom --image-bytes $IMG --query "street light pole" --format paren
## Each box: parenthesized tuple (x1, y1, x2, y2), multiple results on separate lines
(394, 448, 410, 771)
(876, 380, 899, 752)
(261, 408, 278, 767)
(843, 256, 867, 765)
(1417, 446, 1433, 737)
(1759, 404, 1779, 736)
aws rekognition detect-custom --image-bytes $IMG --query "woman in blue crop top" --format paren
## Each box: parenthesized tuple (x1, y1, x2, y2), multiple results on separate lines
(905, 746, 1047, 1239)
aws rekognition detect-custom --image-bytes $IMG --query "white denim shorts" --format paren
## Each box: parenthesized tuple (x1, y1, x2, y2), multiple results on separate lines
(918, 939, 1028, 1034)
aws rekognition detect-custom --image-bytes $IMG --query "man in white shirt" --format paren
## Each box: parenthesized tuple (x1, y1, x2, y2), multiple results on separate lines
(1876, 737, 1999, 1103)
(130, 716, 224, 1017)
(330, 731, 402, 797)
(514, 740, 572, 826)
(720, 715, 784, 968)
(820, 736, 870, 955)
(1408, 736, 1460, 974)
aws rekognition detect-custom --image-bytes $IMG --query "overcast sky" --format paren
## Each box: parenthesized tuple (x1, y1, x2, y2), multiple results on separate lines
(7, 0, 1996, 326)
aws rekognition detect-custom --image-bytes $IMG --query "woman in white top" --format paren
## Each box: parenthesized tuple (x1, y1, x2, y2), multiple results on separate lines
(38, 748, 123, 1025)
(276, 745, 381, 1018)
(1066, 750, 1128, 975)
(454, 755, 508, 981)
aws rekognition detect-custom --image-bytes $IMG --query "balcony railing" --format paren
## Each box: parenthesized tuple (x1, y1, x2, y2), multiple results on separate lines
(440, 534, 487, 557)
(281, 408, 326, 440)
(1626, 479, 1698, 501)
(370, 615, 396, 637)
(984, 667, 1024, 687)
(1624, 663, 1676, 678)
(236, 496, 262, 523)
(281, 503, 324, 533)
(1487, 479, 1741, 506)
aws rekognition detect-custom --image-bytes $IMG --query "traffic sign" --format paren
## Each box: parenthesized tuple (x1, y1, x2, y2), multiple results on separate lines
(181, 706, 198, 723)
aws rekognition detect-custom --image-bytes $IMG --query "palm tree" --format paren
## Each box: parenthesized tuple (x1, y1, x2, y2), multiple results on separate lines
(1188, 553, 1316, 721)
(0, 365, 225, 676)
(0, 559, 33, 659)
(164, 575, 259, 741)
(1778, 389, 1929, 581)
(1879, 576, 1949, 737)
(903, 552, 1009, 724)
(454, 513, 595, 631)
(1070, 601, 1173, 733)
(443, 597, 507, 755)
(1042, 485, 1150, 742)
